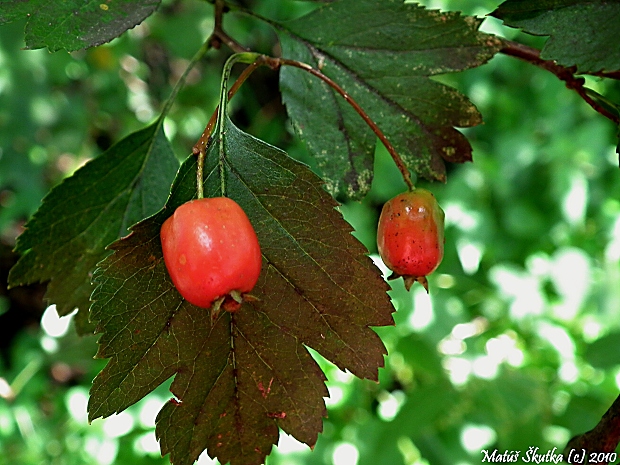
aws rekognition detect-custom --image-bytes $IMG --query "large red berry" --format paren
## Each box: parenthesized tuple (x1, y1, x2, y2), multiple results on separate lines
(160, 197, 262, 309)
(377, 188, 445, 290)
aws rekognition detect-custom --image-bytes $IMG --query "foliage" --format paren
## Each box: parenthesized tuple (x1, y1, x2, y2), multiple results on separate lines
(88, 116, 392, 465)
(276, 0, 500, 198)
(8, 119, 178, 333)
(492, 0, 620, 72)
(0, 0, 161, 52)
(1, 0, 620, 465)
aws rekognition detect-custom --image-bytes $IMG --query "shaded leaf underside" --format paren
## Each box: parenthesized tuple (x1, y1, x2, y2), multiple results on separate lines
(277, 0, 502, 199)
(0, 0, 160, 51)
(493, 0, 620, 73)
(8, 120, 178, 333)
(88, 117, 394, 465)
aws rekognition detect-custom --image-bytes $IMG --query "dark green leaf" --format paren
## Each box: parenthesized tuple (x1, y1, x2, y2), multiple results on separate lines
(468, 370, 550, 450)
(0, 0, 160, 52)
(0, 0, 32, 25)
(584, 332, 620, 369)
(8, 119, 178, 334)
(276, 0, 501, 199)
(88, 116, 394, 465)
(360, 383, 459, 465)
(492, 0, 620, 73)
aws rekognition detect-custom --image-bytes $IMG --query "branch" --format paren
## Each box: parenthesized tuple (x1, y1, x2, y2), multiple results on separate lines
(210, 0, 250, 53)
(500, 40, 620, 126)
(564, 394, 620, 465)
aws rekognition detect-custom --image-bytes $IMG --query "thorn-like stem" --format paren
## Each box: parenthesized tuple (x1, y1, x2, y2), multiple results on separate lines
(500, 40, 620, 126)
(211, 0, 250, 53)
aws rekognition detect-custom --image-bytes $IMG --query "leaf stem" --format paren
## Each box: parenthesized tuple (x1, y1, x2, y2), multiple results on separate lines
(500, 40, 620, 126)
(215, 53, 263, 196)
(193, 57, 267, 158)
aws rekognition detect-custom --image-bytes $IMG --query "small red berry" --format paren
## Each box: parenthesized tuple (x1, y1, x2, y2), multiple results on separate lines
(160, 197, 262, 311)
(377, 188, 445, 291)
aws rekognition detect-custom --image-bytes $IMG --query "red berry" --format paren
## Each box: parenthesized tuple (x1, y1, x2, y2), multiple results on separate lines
(160, 197, 262, 310)
(377, 188, 445, 291)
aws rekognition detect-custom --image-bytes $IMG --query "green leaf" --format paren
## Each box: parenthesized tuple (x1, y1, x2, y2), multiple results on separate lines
(0, 0, 160, 52)
(492, 0, 620, 73)
(468, 370, 550, 450)
(88, 116, 394, 465)
(367, 383, 459, 459)
(584, 332, 620, 369)
(8, 119, 178, 334)
(275, 0, 501, 199)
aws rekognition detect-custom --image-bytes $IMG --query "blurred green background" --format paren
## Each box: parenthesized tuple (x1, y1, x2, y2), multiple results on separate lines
(1, 1, 620, 464)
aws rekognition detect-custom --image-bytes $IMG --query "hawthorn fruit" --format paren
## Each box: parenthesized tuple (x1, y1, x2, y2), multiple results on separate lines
(377, 188, 445, 291)
(160, 197, 262, 314)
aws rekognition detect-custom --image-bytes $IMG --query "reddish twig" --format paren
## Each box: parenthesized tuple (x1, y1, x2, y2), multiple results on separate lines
(500, 40, 620, 126)
(197, 0, 417, 190)
(564, 394, 620, 465)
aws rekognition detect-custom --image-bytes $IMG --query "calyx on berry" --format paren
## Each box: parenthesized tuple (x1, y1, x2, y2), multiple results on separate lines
(160, 197, 262, 319)
(376, 188, 445, 291)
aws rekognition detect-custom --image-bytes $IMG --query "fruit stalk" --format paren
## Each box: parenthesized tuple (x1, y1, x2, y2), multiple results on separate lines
(279, 58, 415, 191)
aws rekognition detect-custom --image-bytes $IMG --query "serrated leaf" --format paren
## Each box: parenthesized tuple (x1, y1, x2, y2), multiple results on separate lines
(492, 0, 620, 73)
(88, 116, 394, 465)
(0, 0, 160, 52)
(8, 119, 178, 334)
(276, 0, 501, 199)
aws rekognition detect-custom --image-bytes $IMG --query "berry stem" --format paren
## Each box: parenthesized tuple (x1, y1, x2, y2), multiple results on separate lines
(277, 58, 415, 191)
(214, 0, 415, 189)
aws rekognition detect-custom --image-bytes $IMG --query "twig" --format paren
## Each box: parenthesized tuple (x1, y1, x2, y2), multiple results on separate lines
(564, 394, 620, 465)
(500, 40, 620, 126)
(198, 0, 416, 189)
(210, 0, 250, 53)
